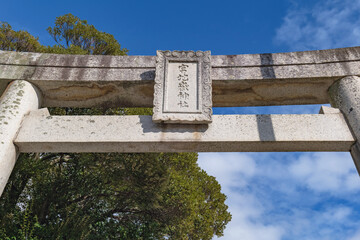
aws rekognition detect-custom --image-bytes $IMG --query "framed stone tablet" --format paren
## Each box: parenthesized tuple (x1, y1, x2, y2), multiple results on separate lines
(153, 50, 212, 124)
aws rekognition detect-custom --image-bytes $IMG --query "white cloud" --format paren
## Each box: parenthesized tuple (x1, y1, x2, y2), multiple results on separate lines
(198, 153, 256, 190)
(289, 152, 360, 192)
(198, 152, 360, 240)
(275, 0, 360, 50)
(220, 192, 284, 240)
(348, 230, 360, 240)
(322, 207, 351, 222)
(199, 153, 285, 240)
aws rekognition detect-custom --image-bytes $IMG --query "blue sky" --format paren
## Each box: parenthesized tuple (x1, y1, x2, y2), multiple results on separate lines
(2, 0, 360, 239)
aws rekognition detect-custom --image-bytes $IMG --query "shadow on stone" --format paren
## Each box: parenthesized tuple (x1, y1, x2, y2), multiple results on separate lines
(256, 114, 276, 141)
(260, 53, 276, 79)
(138, 115, 208, 133)
(140, 70, 155, 80)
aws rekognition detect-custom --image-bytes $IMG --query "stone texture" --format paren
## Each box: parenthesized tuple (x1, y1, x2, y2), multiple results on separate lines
(1, 46, 359, 68)
(329, 76, 360, 139)
(350, 144, 360, 174)
(2, 46, 360, 108)
(319, 106, 341, 114)
(153, 51, 212, 123)
(15, 113, 354, 153)
(0, 80, 41, 196)
(1, 47, 359, 196)
(329, 76, 360, 175)
(165, 62, 199, 112)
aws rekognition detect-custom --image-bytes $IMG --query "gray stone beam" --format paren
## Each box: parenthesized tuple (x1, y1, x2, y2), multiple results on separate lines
(329, 76, 360, 175)
(1, 46, 360, 108)
(0, 80, 41, 196)
(15, 111, 354, 153)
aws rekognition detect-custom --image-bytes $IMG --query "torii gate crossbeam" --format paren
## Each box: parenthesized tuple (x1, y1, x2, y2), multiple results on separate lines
(1, 47, 360, 196)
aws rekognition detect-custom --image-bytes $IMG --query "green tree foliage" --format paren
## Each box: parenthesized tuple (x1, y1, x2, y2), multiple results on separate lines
(0, 22, 43, 52)
(45, 13, 128, 55)
(0, 15, 231, 239)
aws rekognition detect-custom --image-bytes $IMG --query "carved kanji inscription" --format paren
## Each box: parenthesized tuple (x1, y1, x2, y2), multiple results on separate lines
(164, 62, 199, 112)
(153, 50, 212, 124)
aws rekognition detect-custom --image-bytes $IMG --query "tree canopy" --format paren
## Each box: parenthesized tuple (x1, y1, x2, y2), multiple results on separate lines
(45, 13, 128, 55)
(0, 14, 231, 240)
(0, 22, 42, 52)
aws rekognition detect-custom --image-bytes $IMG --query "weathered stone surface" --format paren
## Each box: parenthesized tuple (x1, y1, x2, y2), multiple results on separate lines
(165, 62, 198, 112)
(153, 51, 212, 123)
(1, 46, 359, 68)
(15, 113, 354, 153)
(350, 144, 360, 175)
(0, 80, 41, 196)
(319, 106, 341, 114)
(329, 76, 360, 139)
(2, 46, 360, 107)
(329, 76, 360, 175)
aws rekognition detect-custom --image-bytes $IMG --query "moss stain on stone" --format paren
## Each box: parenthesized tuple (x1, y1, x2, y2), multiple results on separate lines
(17, 90, 24, 97)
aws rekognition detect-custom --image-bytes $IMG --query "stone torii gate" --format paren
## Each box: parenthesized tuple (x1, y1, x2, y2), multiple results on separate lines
(1, 47, 360, 196)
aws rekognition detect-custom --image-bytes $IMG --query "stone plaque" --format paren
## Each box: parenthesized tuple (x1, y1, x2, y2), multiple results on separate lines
(153, 50, 212, 124)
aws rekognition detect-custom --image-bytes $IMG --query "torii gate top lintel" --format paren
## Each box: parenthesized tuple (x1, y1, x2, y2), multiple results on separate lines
(1, 46, 360, 108)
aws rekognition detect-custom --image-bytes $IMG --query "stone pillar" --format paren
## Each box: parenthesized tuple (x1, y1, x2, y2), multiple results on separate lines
(329, 76, 360, 175)
(0, 80, 41, 196)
